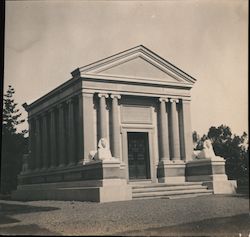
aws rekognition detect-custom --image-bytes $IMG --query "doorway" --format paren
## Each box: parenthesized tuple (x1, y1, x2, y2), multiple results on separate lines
(127, 132, 151, 180)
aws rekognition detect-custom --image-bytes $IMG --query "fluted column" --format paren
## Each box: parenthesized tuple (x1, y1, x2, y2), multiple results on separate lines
(159, 98, 170, 161)
(49, 108, 56, 168)
(67, 98, 76, 166)
(58, 103, 66, 167)
(170, 98, 181, 160)
(35, 117, 41, 170)
(41, 112, 49, 169)
(111, 94, 121, 159)
(98, 93, 109, 139)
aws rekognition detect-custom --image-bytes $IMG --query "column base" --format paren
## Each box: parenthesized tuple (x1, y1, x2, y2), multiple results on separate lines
(47, 165, 57, 171)
(40, 167, 48, 171)
(157, 160, 186, 184)
(58, 164, 66, 168)
(67, 162, 76, 167)
(158, 176, 186, 183)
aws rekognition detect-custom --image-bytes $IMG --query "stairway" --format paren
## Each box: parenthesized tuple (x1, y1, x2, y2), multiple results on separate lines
(130, 181, 213, 200)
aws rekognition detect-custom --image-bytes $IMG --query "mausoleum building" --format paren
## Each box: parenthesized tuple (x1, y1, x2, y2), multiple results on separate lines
(13, 45, 236, 202)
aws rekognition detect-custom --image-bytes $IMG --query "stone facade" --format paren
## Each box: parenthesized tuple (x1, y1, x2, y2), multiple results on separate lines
(12, 45, 236, 202)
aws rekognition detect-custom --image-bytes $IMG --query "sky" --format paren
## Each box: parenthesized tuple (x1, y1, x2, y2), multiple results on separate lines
(4, 0, 248, 137)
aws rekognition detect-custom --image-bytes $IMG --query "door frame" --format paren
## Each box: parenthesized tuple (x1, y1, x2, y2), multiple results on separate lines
(121, 124, 156, 183)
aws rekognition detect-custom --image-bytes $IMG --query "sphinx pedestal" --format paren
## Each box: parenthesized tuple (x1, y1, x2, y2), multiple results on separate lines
(185, 157, 237, 194)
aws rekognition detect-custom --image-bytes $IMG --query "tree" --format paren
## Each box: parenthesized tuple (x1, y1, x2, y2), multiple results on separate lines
(193, 125, 249, 184)
(1, 85, 28, 194)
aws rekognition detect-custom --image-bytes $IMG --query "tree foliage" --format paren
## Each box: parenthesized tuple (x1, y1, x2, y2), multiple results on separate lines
(193, 125, 249, 183)
(1, 85, 28, 194)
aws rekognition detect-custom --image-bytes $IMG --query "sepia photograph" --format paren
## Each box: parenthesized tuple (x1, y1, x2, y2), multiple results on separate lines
(0, 0, 249, 236)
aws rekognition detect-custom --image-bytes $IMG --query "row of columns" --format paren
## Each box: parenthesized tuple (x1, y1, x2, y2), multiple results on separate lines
(28, 92, 123, 171)
(97, 93, 190, 162)
(98, 93, 121, 159)
(159, 97, 190, 162)
(28, 96, 80, 171)
(27, 92, 191, 172)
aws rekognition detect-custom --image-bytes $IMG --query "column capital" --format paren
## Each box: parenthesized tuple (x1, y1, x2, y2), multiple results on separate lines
(111, 94, 121, 100)
(159, 97, 168, 102)
(182, 98, 191, 103)
(66, 97, 74, 104)
(48, 107, 55, 113)
(41, 111, 48, 117)
(57, 103, 64, 109)
(27, 117, 34, 123)
(34, 115, 40, 121)
(170, 98, 179, 103)
(98, 93, 109, 98)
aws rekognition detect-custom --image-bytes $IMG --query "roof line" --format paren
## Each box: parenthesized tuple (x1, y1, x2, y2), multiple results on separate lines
(79, 45, 142, 71)
(140, 45, 197, 81)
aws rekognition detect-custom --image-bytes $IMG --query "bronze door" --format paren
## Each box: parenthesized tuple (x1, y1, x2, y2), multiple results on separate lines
(127, 132, 151, 180)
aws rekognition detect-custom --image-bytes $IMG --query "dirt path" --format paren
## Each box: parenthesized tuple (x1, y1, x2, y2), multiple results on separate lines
(0, 194, 249, 236)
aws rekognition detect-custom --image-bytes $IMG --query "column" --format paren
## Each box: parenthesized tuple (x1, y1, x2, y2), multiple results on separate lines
(35, 116, 41, 170)
(98, 93, 109, 139)
(159, 98, 170, 161)
(77, 94, 83, 163)
(111, 94, 121, 159)
(170, 98, 181, 160)
(182, 99, 193, 161)
(79, 92, 96, 162)
(49, 108, 57, 168)
(42, 112, 49, 169)
(27, 118, 34, 171)
(178, 100, 185, 160)
(58, 103, 66, 167)
(67, 98, 76, 166)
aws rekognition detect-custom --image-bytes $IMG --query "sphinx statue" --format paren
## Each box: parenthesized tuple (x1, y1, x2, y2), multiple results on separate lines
(192, 139, 223, 160)
(88, 138, 115, 161)
(21, 154, 29, 173)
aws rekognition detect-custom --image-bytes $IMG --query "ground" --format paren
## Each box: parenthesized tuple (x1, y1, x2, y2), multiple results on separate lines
(0, 194, 249, 236)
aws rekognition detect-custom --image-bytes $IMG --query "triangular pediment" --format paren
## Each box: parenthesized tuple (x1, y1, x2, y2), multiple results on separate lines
(97, 56, 179, 82)
(75, 45, 196, 86)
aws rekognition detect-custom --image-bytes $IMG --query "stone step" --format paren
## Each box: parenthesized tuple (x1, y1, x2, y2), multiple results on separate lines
(163, 192, 213, 199)
(131, 182, 203, 189)
(237, 188, 249, 194)
(133, 190, 213, 200)
(132, 188, 212, 199)
(132, 185, 206, 193)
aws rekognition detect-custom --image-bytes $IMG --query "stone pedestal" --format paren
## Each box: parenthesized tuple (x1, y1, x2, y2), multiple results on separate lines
(186, 157, 237, 194)
(157, 160, 186, 183)
(12, 159, 132, 203)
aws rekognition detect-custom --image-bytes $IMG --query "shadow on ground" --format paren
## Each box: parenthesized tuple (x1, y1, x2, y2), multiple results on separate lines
(0, 202, 61, 235)
(0, 224, 61, 236)
(116, 213, 250, 237)
(0, 202, 59, 213)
